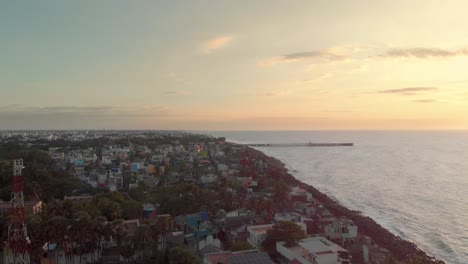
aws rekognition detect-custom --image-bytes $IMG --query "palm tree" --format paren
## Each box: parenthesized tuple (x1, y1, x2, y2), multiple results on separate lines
(157, 216, 173, 264)
(73, 211, 94, 264)
(119, 236, 136, 263)
(134, 224, 153, 257)
(112, 218, 127, 247)
(94, 216, 108, 260)
(150, 221, 161, 258)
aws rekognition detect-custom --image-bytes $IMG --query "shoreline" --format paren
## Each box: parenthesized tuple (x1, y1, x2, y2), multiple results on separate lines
(236, 143, 445, 264)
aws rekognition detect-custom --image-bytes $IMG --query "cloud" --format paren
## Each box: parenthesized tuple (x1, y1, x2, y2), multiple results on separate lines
(165, 91, 191, 96)
(412, 99, 436, 103)
(296, 73, 333, 84)
(0, 105, 173, 130)
(378, 87, 438, 95)
(168, 72, 188, 85)
(378, 47, 468, 59)
(0, 105, 170, 118)
(251, 90, 290, 97)
(200, 35, 234, 54)
(259, 50, 348, 66)
(258, 46, 363, 67)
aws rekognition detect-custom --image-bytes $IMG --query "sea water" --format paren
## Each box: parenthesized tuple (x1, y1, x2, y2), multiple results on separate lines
(207, 131, 468, 264)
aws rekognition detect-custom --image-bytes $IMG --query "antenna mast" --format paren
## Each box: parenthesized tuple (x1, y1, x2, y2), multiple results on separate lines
(8, 159, 30, 264)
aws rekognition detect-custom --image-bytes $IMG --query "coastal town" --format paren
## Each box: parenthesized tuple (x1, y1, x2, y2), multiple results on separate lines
(0, 131, 444, 264)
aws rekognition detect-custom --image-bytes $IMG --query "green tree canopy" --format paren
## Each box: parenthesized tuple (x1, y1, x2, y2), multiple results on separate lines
(261, 221, 307, 257)
(168, 246, 201, 264)
(231, 241, 255, 252)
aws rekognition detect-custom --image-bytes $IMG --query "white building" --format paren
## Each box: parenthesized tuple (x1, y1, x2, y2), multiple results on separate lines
(324, 219, 358, 242)
(102, 155, 112, 165)
(247, 224, 274, 249)
(276, 237, 350, 264)
(201, 174, 218, 184)
(247, 222, 307, 249)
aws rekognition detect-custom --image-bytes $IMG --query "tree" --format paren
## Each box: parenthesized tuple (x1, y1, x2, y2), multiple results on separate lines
(261, 221, 307, 257)
(404, 255, 423, 264)
(273, 180, 290, 206)
(168, 246, 201, 264)
(119, 237, 136, 263)
(94, 216, 108, 260)
(156, 215, 173, 264)
(231, 241, 255, 252)
(381, 255, 398, 264)
(134, 224, 153, 257)
(122, 199, 143, 219)
(96, 197, 123, 221)
(112, 218, 127, 247)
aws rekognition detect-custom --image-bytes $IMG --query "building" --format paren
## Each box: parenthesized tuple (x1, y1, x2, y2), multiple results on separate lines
(247, 224, 274, 249)
(201, 174, 218, 184)
(324, 219, 357, 243)
(247, 222, 307, 249)
(64, 195, 93, 204)
(276, 237, 350, 264)
(0, 200, 42, 216)
(102, 155, 112, 165)
(204, 249, 273, 264)
(290, 187, 313, 203)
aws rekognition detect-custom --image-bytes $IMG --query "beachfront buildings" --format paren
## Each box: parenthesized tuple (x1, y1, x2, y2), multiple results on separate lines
(203, 249, 273, 264)
(276, 237, 350, 264)
(247, 222, 307, 249)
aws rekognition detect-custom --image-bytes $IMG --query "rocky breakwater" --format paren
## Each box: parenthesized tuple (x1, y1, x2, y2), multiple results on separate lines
(242, 145, 445, 264)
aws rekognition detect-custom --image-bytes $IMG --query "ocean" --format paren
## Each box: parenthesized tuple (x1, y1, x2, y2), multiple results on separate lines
(206, 131, 468, 264)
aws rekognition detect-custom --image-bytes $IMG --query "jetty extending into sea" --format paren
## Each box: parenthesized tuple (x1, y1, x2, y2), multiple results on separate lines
(244, 142, 354, 147)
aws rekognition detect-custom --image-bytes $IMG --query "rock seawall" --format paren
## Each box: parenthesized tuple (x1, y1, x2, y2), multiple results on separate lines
(243, 145, 445, 264)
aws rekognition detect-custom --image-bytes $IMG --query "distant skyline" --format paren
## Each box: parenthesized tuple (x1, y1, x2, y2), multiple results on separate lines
(1, 1, 468, 130)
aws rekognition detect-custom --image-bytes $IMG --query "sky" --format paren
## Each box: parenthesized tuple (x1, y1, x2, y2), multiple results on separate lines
(1, 0, 468, 130)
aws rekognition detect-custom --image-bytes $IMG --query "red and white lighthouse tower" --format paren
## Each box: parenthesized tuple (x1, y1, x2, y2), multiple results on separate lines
(8, 159, 30, 264)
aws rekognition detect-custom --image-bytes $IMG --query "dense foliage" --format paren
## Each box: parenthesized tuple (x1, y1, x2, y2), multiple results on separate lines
(261, 221, 307, 258)
(0, 144, 93, 201)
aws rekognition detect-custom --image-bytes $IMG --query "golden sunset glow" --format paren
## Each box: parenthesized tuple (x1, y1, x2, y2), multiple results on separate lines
(1, 1, 467, 130)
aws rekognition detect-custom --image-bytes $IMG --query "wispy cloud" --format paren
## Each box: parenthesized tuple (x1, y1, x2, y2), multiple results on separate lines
(169, 72, 189, 85)
(259, 50, 347, 67)
(378, 47, 468, 59)
(251, 90, 290, 97)
(259, 46, 362, 67)
(0, 105, 170, 118)
(0, 105, 173, 130)
(200, 35, 234, 54)
(412, 99, 436, 103)
(164, 91, 191, 96)
(378, 87, 438, 95)
(296, 73, 333, 84)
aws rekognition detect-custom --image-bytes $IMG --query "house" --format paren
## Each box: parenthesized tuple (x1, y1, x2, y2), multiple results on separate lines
(102, 155, 112, 165)
(276, 237, 350, 264)
(0, 200, 42, 216)
(247, 222, 307, 249)
(143, 203, 158, 219)
(64, 195, 93, 204)
(274, 212, 302, 223)
(290, 187, 312, 203)
(201, 174, 218, 184)
(349, 236, 391, 264)
(324, 219, 357, 243)
(73, 166, 85, 177)
(41, 242, 99, 264)
(203, 249, 273, 264)
(123, 219, 140, 237)
(247, 224, 274, 249)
